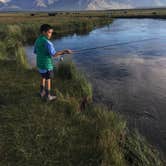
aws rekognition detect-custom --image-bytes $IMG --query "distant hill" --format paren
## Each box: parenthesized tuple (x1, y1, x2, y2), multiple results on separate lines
(0, 0, 166, 11)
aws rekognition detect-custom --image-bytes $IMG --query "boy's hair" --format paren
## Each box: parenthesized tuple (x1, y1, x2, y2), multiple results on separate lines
(40, 24, 53, 33)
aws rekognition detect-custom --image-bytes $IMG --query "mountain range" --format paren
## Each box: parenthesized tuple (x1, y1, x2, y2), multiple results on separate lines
(0, 0, 166, 11)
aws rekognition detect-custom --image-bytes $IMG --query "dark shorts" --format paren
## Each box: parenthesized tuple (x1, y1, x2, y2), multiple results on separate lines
(40, 70, 54, 80)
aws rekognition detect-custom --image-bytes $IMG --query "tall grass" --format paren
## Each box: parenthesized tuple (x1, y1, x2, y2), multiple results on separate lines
(15, 42, 29, 69)
(0, 60, 165, 166)
(0, 17, 113, 45)
(0, 41, 6, 60)
(0, 25, 28, 68)
(0, 13, 165, 165)
(56, 62, 92, 102)
(123, 131, 164, 166)
(0, 15, 112, 66)
(7, 24, 22, 39)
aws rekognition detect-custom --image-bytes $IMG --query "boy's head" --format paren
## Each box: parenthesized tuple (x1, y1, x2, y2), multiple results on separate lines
(40, 24, 53, 39)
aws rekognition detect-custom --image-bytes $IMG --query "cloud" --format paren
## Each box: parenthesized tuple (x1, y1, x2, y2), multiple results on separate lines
(154, 0, 165, 6)
(0, 0, 10, 3)
(87, 0, 133, 10)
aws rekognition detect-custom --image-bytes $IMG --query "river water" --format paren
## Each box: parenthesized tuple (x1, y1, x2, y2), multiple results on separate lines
(26, 19, 166, 154)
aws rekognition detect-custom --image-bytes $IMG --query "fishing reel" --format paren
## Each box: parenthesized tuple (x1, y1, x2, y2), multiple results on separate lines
(60, 56, 64, 61)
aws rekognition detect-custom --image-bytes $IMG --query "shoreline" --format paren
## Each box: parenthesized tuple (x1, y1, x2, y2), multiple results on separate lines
(0, 12, 165, 165)
(0, 59, 165, 165)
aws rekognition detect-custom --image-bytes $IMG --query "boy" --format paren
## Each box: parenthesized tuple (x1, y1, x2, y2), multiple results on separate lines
(34, 24, 72, 101)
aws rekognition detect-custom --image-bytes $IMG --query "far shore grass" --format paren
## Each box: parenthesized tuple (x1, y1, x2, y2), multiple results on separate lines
(108, 8, 166, 18)
(0, 12, 113, 45)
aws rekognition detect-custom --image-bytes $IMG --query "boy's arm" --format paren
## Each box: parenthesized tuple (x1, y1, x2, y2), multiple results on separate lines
(46, 41, 56, 57)
(53, 50, 73, 57)
(46, 40, 73, 57)
(33, 41, 37, 54)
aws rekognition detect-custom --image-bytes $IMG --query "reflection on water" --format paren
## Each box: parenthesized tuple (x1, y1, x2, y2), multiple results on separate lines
(25, 19, 166, 154)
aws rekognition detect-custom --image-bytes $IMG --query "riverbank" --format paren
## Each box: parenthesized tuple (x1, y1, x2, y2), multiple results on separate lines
(0, 59, 165, 166)
(0, 12, 113, 63)
(108, 8, 166, 19)
(0, 13, 165, 165)
(0, 12, 113, 45)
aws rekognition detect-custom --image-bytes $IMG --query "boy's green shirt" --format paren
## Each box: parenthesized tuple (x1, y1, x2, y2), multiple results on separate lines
(34, 35, 54, 70)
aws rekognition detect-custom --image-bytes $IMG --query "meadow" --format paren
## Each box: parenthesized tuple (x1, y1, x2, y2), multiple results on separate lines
(107, 8, 166, 18)
(0, 11, 165, 165)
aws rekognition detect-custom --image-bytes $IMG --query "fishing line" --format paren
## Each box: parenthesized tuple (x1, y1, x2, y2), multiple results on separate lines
(72, 37, 159, 54)
(55, 37, 161, 62)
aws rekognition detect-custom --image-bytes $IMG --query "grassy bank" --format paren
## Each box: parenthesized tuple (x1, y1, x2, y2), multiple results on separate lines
(0, 12, 113, 63)
(0, 12, 113, 45)
(0, 60, 165, 166)
(0, 11, 165, 165)
(107, 8, 166, 18)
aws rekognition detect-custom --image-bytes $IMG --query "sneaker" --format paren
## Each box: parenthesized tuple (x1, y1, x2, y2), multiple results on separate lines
(47, 95, 57, 101)
(40, 90, 46, 98)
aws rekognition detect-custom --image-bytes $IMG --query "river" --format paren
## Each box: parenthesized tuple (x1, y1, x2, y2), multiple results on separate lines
(25, 18, 166, 154)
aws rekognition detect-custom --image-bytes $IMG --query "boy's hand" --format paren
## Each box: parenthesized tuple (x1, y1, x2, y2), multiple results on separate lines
(54, 49, 73, 58)
(64, 49, 73, 54)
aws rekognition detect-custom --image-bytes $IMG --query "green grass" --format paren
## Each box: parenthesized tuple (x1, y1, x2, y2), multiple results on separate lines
(0, 11, 165, 165)
(56, 62, 92, 102)
(0, 13, 113, 65)
(0, 13, 113, 45)
(123, 131, 164, 166)
(0, 60, 165, 166)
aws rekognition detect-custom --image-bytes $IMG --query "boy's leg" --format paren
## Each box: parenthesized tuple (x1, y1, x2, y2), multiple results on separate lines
(46, 78, 51, 96)
(40, 77, 46, 97)
(45, 71, 56, 101)
(45, 70, 56, 101)
(46, 79, 56, 101)
(40, 77, 46, 92)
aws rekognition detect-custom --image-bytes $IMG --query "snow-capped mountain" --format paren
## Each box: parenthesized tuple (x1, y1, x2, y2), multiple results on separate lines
(0, 0, 166, 11)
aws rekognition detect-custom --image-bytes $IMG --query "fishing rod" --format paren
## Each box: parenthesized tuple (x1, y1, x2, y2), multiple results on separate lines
(55, 37, 159, 61)
(73, 37, 159, 54)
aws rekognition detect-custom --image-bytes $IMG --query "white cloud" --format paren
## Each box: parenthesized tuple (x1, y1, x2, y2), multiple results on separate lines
(0, 0, 10, 3)
(154, 0, 165, 6)
(87, 0, 133, 10)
